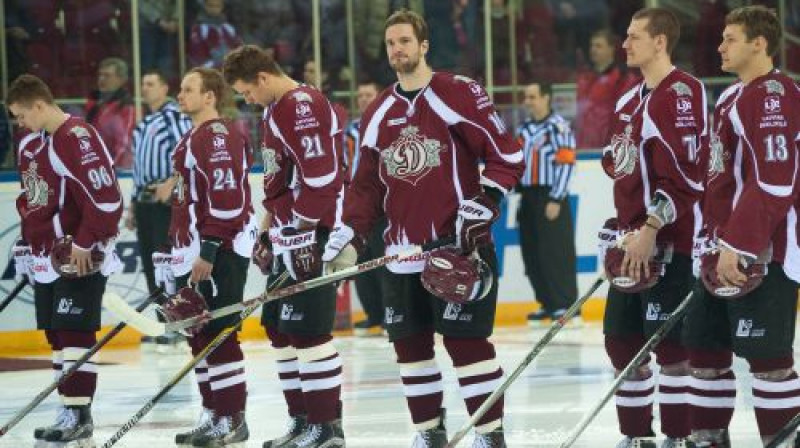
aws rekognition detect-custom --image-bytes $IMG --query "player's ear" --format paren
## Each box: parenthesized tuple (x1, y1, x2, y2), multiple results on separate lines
(420, 39, 429, 56)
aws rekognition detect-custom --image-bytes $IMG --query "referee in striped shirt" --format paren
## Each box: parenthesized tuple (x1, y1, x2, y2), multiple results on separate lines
(516, 81, 579, 326)
(125, 70, 192, 301)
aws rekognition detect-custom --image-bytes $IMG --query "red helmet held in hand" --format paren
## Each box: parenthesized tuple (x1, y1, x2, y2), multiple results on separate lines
(50, 236, 104, 278)
(604, 245, 665, 293)
(700, 251, 767, 299)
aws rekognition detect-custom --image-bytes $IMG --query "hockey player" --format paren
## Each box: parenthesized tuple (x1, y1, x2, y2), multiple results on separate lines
(8, 74, 123, 445)
(223, 45, 346, 448)
(600, 8, 707, 448)
(168, 67, 258, 447)
(321, 9, 523, 448)
(683, 6, 800, 447)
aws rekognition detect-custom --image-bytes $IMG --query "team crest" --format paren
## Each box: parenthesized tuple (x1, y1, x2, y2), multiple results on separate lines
(609, 125, 638, 178)
(261, 146, 281, 177)
(209, 122, 229, 134)
(763, 79, 785, 96)
(670, 81, 692, 97)
(708, 132, 725, 179)
(174, 172, 186, 204)
(296, 102, 312, 118)
(292, 91, 313, 103)
(21, 161, 50, 208)
(381, 126, 442, 186)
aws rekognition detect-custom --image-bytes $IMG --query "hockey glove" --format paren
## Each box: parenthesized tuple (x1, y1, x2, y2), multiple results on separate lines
(159, 286, 210, 337)
(152, 246, 176, 294)
(455, 192, 500, 254)
(12, 238, 33, 284)
(277, 227, 322, 282)
(321, 224, 362, 275)
(253, 230, 277, 275)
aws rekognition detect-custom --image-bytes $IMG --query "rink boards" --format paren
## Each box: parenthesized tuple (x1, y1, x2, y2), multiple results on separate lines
(0, 154, 613, 353)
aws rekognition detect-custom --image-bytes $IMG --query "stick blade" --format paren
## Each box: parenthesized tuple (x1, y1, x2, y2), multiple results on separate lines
(103, 292, 166, 337)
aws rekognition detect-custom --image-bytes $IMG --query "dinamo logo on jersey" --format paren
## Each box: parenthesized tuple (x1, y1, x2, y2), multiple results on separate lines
(21, 161, 50, 209)
(609, 125, 638, 178)
(381, 126, 443, 186)
(261, 146, 281, 178)
(174, 171, 186, 204)
(708, 132, 725, 180)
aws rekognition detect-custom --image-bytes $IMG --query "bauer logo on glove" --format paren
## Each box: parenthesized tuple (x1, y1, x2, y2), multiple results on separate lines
(50, 235, 104, 278)
(421, 247, 493, 304)
(159, 286, 211, 336)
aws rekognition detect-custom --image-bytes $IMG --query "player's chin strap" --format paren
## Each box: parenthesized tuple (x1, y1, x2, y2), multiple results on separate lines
(104, 236, 457, 337)
(0, 288, 165, 438)
(445, 276, 605, 448)
(100, 272, 292, 448)
(558, 289, 696, 448)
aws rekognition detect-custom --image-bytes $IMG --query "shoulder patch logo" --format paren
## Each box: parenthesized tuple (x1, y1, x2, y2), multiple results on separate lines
(381, 126, 442, 186)
(670, 81, 692, 97)
(209, 122, 229, 134)
(296, 102, 312, 118)
(292, 91, 313, 103)
(609, 124, 638, 178)
(261, 146, 281, 177)
(708, 132, 725, 179)
(676, 97, 693, 115)
(22, 161, 51, 209)
(764, 96, 781, 114)
(763, 79, 785, 96)
(69, 126, 91, 139)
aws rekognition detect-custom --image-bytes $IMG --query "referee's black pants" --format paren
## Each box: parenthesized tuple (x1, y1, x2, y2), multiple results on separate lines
(353, 217, 388, 325)
(517, 186, 578, 313)
(134, 200, 172, 294)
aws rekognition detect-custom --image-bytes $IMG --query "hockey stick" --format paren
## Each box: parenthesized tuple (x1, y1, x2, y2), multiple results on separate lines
(0, 288, 164, 437)
(101, 272, 290, 448)
(559, 289, 695, 448)
(766, 412, 800, 448)
(104, 237, 456, 336)
(0, 277, 29, 315)
(446, 277, 606, 448)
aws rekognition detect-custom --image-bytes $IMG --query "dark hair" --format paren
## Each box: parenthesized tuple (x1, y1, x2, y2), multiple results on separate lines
(7, 74, 54, 107)
(591, 28, 620, 48)
(143, 69, 169, 85)
(187, 67, 230, 112)
(357, 80, 382, 91)
(528, 81, 553, 98)
(725, 5, 781, 57)
(632, 8, 681, 55)
(99, 57, 129, 80)
(222, 44, 283, 85)
(384, 9, 429, 44)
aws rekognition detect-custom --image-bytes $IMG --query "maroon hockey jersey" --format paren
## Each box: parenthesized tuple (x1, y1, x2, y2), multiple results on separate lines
(260, 85, 344, 230)
(342, 72, 524, 273)
(602, 69, 707, 256)
(168, 118, 256, 273)
(702, 71, 800, 280)
(16, 116, 122, 254)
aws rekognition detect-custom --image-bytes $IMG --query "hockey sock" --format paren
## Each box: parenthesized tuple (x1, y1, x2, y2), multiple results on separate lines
(750, 357, 800, 439)
(189, 334, 214, 410)
(606, 335, 654, 437)
(656, 342, 690, 438)
(45, 330, 64, 395)
(443, 336, 504, 433)
(290, 334, 342, 424)
(206, 333, 247, 417)
(688, 350, 735, 432)
(266, 326, 305, 417)
(393, 329, 443, 431)
(58, 330, 97, 406)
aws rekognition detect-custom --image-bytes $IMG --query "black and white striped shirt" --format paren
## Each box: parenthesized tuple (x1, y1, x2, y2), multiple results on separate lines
(515, 113, 576, 200)
(131, 101, 192, 199)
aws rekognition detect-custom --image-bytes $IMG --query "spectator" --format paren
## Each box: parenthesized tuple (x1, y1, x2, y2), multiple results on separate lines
(516, 81, 579, 327)
(303, 59, 349, 126)
(291, 0, 348, 81)
(139, 0, 180, 78)
(575, 28, 639, 150)
(188, 0, 243, 69)
(693, 0, 729, 77)
(5, 0, 34, 82)
(550, 0, 609, 69)
(226, 0, 298, 71)
(85, 57, 137, 169)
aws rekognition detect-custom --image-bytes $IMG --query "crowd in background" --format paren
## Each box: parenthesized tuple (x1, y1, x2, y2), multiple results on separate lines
(2, 0, 800, 169)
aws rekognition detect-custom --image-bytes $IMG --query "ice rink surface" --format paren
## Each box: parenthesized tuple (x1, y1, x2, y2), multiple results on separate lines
(0, 324, 772, 447)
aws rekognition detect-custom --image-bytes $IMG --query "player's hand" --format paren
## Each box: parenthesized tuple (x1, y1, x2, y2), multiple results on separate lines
(545, 201, 561, 221)
(70, 244, 93, 277)
(154, 178, 176, 203)
(190, 258, 213, 284)
(716, 246, 747, 288)
(621, 228, 657, 282)
(322, 225, 360, 275)
(124, 205, 136, 230)
(456, 192, 500, 254)
(253, 230, 275, 275)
